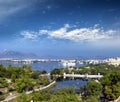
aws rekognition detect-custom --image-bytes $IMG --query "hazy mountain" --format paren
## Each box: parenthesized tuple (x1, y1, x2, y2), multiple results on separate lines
(0, 50, 37, 58)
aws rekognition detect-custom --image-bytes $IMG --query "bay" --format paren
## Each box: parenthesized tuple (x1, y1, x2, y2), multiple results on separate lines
(0, 61, 87, 90)
(0, 61, 85, 72)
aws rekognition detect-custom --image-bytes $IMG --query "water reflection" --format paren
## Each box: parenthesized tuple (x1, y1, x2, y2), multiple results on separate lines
(52, 79, 87, 93)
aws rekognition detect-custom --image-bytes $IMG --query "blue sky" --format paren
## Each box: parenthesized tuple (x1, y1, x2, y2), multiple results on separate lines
(0, 0, 120, 58)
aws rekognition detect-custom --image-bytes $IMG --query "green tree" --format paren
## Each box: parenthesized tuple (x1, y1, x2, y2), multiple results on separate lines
(86, 80, 102, 96)
(0, 78, 7, 88)
(15, 78, 35, 93)
(0, 64, 6, 77)
(100, 69, 120, 101)
(51, 68, 62, 75)
(12, 92, 32, 102)
(38, 76, 49, 85)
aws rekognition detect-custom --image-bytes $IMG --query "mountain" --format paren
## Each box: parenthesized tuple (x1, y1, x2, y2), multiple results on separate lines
(0, 50, 37, 58)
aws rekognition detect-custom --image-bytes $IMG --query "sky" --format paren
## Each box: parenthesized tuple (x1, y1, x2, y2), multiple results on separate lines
(0, 0, 120, 59)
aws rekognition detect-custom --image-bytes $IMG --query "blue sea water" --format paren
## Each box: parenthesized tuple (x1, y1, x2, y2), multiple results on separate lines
(0, 61, 63, 72)
(0, 61, 84, 72)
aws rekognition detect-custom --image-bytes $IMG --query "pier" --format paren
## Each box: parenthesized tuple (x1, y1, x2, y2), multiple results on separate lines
(40, 72, 103, 79)
(63, 72, 103, 79)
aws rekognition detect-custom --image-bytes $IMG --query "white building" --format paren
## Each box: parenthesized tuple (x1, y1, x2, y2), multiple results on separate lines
(60, 60, 76, 67)
(107, 57, 120, 66)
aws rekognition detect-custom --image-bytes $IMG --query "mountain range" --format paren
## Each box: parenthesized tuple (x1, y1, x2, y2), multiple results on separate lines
(0, 50, 109, 59)
(0, 50, 37, 58)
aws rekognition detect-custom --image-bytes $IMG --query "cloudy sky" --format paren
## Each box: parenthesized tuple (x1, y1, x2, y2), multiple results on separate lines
(0, 0, 120, 58)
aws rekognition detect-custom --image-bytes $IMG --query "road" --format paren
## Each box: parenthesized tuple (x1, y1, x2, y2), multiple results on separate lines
(2, 94, 18, 102)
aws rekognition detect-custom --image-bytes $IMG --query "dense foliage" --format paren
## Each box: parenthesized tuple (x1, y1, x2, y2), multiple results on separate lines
(0, 64, 49, 94)
(1, 63, 120, 101)
(50, 64, 120, 76)
(100, 69, 120, 101)
(51, 64, 120, 101)
(80, 80, 102, 102)
(11, 87, 81, 102)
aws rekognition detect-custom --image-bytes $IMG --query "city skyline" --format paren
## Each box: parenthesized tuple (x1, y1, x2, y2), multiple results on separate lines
(0, 0, 120, 58)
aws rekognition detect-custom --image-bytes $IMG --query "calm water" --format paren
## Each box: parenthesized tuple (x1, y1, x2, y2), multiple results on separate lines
(0, 61, 84, 72)
(52, 79, 87, 93)
(0, 61, 87, 90)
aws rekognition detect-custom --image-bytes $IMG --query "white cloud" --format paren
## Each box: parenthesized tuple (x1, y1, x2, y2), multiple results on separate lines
(39, 30, 48, 34)
(20, 24, 119, 42)
(21, 31, 38, 40)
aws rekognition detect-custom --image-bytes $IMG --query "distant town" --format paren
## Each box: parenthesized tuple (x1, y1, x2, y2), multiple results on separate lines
(0, 57, 120, 66)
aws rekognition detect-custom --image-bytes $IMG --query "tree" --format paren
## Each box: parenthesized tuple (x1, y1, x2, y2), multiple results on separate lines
(31, 71, 40, 79)
(15, 78, 35, 93)
(50, 68, 64, 75)
(86, 80, 102, 96)
(0, 64, 6, 77)
(0, 78, 7, 88)
(100, 69, 120, 101)
(12, 92, 32, 102)
(38, 76, 49, 85)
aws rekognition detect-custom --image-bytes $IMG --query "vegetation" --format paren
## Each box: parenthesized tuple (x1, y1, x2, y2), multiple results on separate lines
(50, 68, 64, 75)
(11, 87, 81, 102)
(79, 66, 120, 101)
(80, 80, 102, 102)
(0, 64, 50, 101)
(50, 64, 120, 101)
(100, 69, 120, 101)
(86, 80, 102, 96)
(50, 64, 120, 76)
(1, 63, 120, 101)
(0, 78, 8, 88)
